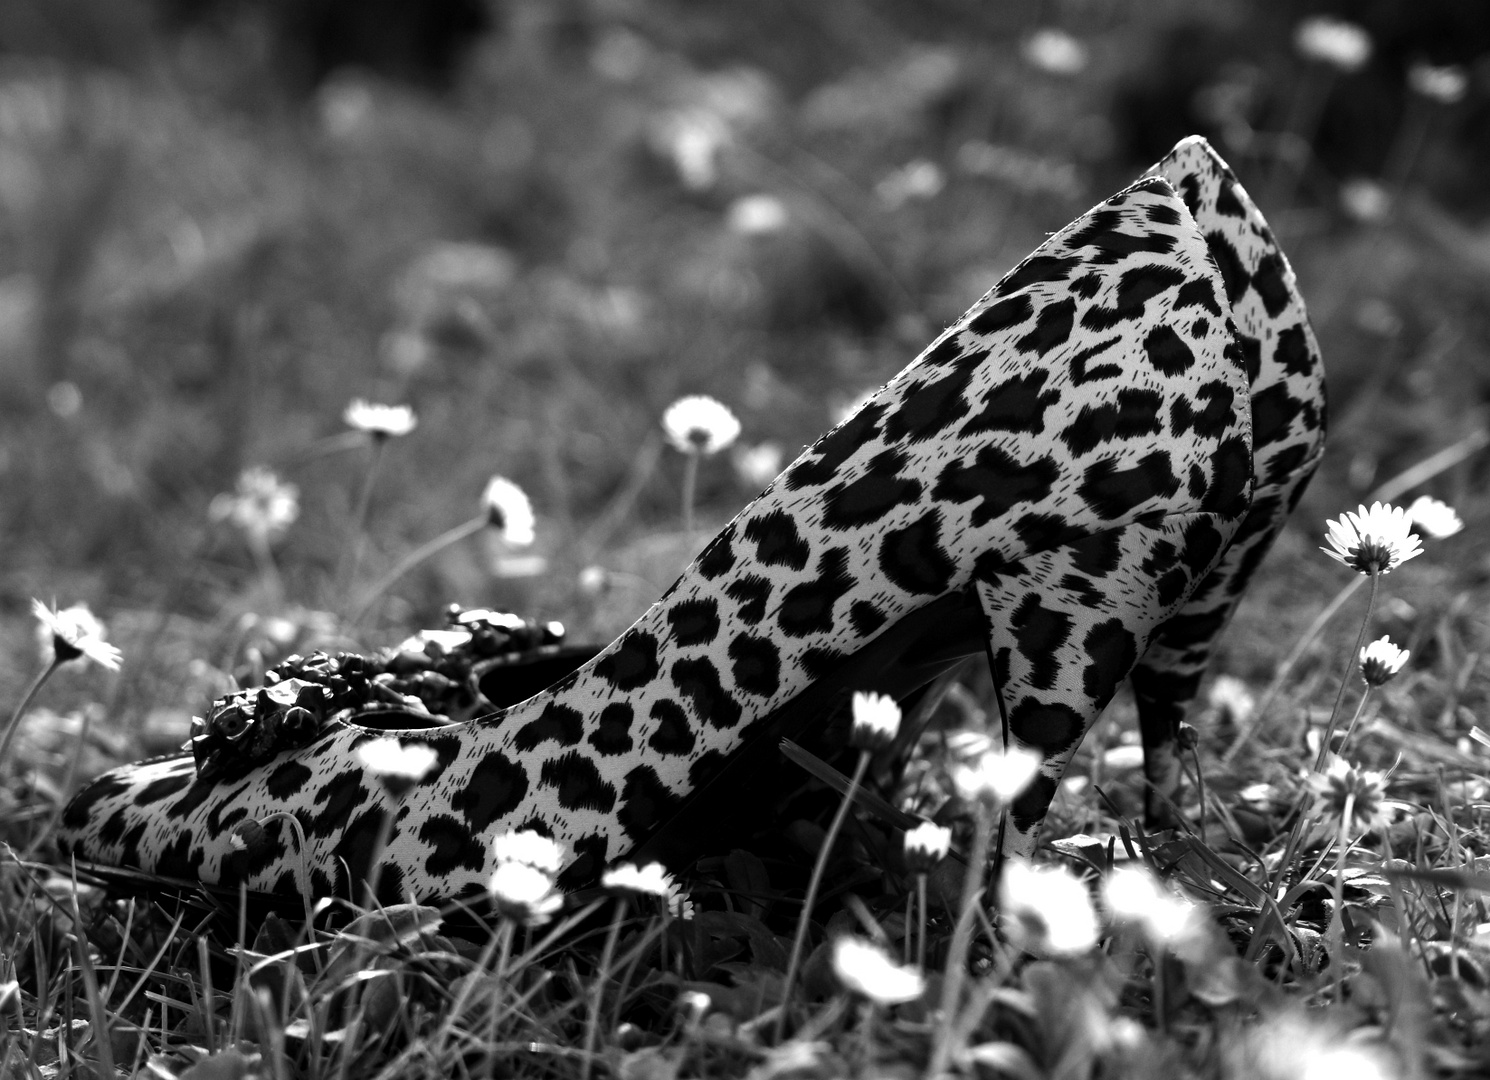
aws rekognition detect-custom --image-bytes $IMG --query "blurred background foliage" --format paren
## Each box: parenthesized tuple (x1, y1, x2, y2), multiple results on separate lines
(1, 0, 1488, 732)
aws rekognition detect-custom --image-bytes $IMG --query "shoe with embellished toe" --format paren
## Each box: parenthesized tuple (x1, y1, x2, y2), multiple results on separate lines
(59, 135, 1324, 901)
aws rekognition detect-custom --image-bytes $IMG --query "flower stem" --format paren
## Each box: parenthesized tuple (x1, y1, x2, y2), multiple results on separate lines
(583, 896, 627, 1080)
(0, 658, 62, 778)
(246, 530, 284, 605)
(1314, 573, 1380, 770)
(1332, 793, 1354, 1004)
(361, 798, 399, 909)
(1336, 687, 1375, 761)
(916, 873, 929, 971)
(349, 514, 486, 627)
(927, 798, 996, 1080)
(776, 749, 871, 1041)
(681, 450, 699, 534)
(1229, 574, 1366, 764)
(342, 436, 388, 597)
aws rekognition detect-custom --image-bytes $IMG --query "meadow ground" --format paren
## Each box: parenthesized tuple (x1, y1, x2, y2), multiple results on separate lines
(3, 2, 1490, 1076)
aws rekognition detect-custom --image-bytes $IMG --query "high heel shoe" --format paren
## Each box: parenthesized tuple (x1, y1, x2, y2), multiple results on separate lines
(60, 142, 1269, 903)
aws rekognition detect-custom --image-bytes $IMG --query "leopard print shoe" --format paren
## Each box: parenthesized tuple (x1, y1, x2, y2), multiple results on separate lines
(58, 137, 1325, 903)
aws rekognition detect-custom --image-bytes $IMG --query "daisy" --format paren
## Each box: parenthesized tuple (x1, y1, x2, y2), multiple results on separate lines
(344, 399, 417, 439)
(664, 878, 696, 920)
(1359, 636, 1408, 687)
(952, 745, 1042, 807)
(831, 937, 925, 1005)
(1406, 495, 1463, 540)
(902, 821, 952, 872)
(482, 476, 536, 546)
(1321, 502, 1422, 575)
(355, 737, 439, 796)
(209, 467, 300, 546)
(31, 599, 122, 671)
(490, 829, 567, 875)
(1103, 866, 1198, 945)
(601, 861, 672, 898)
(998, 858, 1100, 957)
(661, 395, 741, 456)
(849, 690, 900, 751)
(1309, 757, 1391, 835)
(487, 860, 562, 926)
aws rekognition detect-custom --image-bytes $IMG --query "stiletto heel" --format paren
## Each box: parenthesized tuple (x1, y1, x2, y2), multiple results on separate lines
(61, 146, 1271, 903)
(1130, 137, 1328, 827)
(974, 511, 1244, 859)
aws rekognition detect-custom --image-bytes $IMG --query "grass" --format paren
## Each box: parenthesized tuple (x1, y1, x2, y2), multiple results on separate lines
(4, 2, 1490, 1076)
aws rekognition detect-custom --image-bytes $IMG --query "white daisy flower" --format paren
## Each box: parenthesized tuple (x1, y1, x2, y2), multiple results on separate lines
(1359, 636, 1409, 687)
(482, 476, 536, 546)
(488, 860, 562, 926)
(1406, 495, 1463, 540)
(343, 399, 417, 439)
(849, 690, 901, 751)
(952, 745, 1042, 806)
(1321, 502, 1423, 575)
(831, 936, 925, 1005)
(1309, 758, 1391, 836)
(601, 861, 672, 898)
(490, 829, 567, 875)
(664, 879, 696, 921)
(1103, 867, 1198, 945)
(902, 821, 952, 872)
(355, 737, 439, 795)
(998, 859, 1099, 957)
(31, 599, 122, 671)
(661, 395, 741, 456)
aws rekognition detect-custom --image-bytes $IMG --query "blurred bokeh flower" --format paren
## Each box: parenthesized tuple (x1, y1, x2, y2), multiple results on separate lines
(487, 859, 562, 926)
(1294, 17, 1372, 72)
(482, 476, 536, 546)
(344, 399, 417, 439)
(732, 441, 784, 488)
(876, 159, 945, 207)
(662, 395, 741, 456)
(601, 861, 672, 898)
(849, 690, 900, 751)
(952, 745, 1041, 806)
(1104, 866, 1199, 945)
(902, 821, 952, 872)
(1339, 178, 1392, 223)
(490, 829, 567, 875)
(726, 194, 789, 236)
(1022, 28, 1088, 76)
(210, 467, 300, 547)
(355, 737, 439, 796)
(1406, 495, 1462, 539)
(831, 936, 925, 1004)
(999, 858, 1099, 956)
(1407, 62, 1467, 104)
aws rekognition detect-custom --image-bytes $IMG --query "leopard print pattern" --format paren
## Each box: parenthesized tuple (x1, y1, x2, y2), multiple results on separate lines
(58, 138, 1324, 902)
